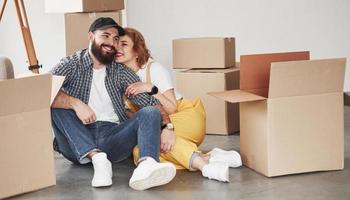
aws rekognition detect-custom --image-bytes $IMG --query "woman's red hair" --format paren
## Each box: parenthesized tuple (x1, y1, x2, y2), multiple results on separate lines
(124, 27, 151, 67)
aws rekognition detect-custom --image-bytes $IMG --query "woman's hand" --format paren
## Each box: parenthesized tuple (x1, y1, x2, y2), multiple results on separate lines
(125, 82, 153, 97)
(160, 128, 176, 153)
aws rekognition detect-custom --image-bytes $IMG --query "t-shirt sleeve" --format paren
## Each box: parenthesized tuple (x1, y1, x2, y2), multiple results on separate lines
(149, 62, 175, 93)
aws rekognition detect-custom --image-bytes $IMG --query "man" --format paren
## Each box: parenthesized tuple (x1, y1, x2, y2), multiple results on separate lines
(50, 17, 176, 191)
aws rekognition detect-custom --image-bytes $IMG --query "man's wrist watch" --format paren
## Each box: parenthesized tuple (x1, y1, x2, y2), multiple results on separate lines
(147, 85, 158, 95)
(161, 123, 174, 130)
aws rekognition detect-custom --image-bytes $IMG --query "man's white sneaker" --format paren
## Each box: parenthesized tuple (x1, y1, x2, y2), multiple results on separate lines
(202, 162, 229, 182)
(209, 148, 242, 168)
(91, 152, 113, 187)
(129, 157, 176, 191)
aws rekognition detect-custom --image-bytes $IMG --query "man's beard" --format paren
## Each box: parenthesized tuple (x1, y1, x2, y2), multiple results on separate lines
(91, 40, 116, 65)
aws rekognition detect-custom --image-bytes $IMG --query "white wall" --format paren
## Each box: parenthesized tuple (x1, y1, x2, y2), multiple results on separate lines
(0, 0, 349, 91)
(0, 0, 64, 75)
(125, 0, 350, 91)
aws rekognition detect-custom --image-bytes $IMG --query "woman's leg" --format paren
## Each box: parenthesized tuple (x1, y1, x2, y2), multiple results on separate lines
(190, 152, 229, 182)
(170, 98, 206, 145)
(133, 136, 196, 170)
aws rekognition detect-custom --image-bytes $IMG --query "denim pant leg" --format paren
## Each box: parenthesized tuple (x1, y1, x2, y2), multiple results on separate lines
(52, 122, 79, 164)
(96, 106, 162, 162)
(135, 106, 162, 161)
(51, 108, 98, 164)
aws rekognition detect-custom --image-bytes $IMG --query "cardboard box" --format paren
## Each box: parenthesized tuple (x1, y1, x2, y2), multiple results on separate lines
(0, 74, 64, 199)
(45, 0, 124, 13)
(65, 11, 122, 56)
(173, 37, 235, 69)
(176, 67, 240, 135)
(209, 51, 346, 177)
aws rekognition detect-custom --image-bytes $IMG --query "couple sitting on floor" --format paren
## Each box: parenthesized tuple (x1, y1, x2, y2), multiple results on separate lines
(50, 17, 242, 191)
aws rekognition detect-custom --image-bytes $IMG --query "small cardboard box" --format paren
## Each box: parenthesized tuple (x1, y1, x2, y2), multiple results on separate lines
(173, 37, 235, 69)
(65, 11, 122, 56)
(0, 74, 64, 199)
(209, 51, 346, 177)
(176, 67, 240, 135)
(45, 0, 124, 13)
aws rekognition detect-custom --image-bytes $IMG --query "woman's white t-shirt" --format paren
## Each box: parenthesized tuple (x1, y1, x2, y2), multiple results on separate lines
(88, 67, 120, 123)
(136, 61, 183, 100)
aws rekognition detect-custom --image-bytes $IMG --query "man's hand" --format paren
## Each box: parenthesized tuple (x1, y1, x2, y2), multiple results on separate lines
(160, 128, 176, 153)
(125, 82, 152, 97)
(52, 90, 96, 124)
(71, 98, 96, 125)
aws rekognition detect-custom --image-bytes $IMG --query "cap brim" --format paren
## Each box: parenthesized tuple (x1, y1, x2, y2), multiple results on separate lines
(91, 25, 125, 36)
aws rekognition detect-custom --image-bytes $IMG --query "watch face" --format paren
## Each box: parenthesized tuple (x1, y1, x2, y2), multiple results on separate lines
(148, 86, 158, 95)
(152, 86, 158, 94)
(167, 123, 174, 129)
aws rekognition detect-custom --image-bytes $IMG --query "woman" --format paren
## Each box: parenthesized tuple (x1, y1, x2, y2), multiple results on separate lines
(115, 27, 242, 182)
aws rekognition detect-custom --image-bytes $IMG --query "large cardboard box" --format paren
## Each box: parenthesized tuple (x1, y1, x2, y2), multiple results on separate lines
(45, 0, 124, 13)
(0, 74, 64, 199)
(65, 11, 122, 56)
(209, 51, 346, 177)
(176, 67, 240, 135)
(173, 37, 235, 69)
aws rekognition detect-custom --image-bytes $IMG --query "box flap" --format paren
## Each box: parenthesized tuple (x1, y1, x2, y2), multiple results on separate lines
(184, 67, 239, 74)
(240, 51, 310, 97)
(269, 58, 346, 98)
(0, 74, 64, 117)
(208, 90, 266, 103)
(0, 74, 50, 116)
(51, 75, 65, 105)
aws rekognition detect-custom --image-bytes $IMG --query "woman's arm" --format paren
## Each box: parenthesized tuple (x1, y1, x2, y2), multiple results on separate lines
(125, 62, 179, 114)
(153, 88, 177, 114)
(125, 82, 177, 114)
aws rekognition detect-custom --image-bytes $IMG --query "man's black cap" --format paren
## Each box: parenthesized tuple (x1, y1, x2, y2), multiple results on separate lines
(89, 17, 125, 36)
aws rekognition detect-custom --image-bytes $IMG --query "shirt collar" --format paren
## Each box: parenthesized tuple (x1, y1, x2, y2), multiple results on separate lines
(82, 48, 94, 70)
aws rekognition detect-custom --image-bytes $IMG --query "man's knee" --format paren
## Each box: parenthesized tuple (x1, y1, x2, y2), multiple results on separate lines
(138, 106, 161, 119)
(51, 108, 75, 119)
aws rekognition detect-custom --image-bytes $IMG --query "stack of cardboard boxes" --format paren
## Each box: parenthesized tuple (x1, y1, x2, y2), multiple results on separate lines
(173, 38, 240, 135)
(45, 0, 125, 55)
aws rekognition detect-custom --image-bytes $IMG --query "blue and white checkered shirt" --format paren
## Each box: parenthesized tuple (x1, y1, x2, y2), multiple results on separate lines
(50, 48, 159, 122)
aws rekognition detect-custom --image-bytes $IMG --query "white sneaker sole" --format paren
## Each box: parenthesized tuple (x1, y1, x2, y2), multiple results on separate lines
(92, 179, 112, 187)
(129, 165, 176, 191)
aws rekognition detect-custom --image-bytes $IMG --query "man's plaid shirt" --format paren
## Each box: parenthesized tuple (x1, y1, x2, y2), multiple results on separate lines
(50, 48, 159, 123)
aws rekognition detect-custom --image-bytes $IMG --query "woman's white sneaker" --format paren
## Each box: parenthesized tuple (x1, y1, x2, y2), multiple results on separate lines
(209, 148, 242, 168)
(202, 162, 229, 182)
(129, 157, 176, 190)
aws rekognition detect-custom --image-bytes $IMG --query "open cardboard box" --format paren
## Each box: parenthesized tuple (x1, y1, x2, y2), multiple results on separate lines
(0, 74, 64, 199)
(209, 51, 346, 177)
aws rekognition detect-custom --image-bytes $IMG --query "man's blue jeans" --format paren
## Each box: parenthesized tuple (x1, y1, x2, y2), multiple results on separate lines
(51, 106, 161, 164)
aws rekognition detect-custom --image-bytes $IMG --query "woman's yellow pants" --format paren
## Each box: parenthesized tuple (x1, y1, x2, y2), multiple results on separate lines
(133, 98, 206, 169)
